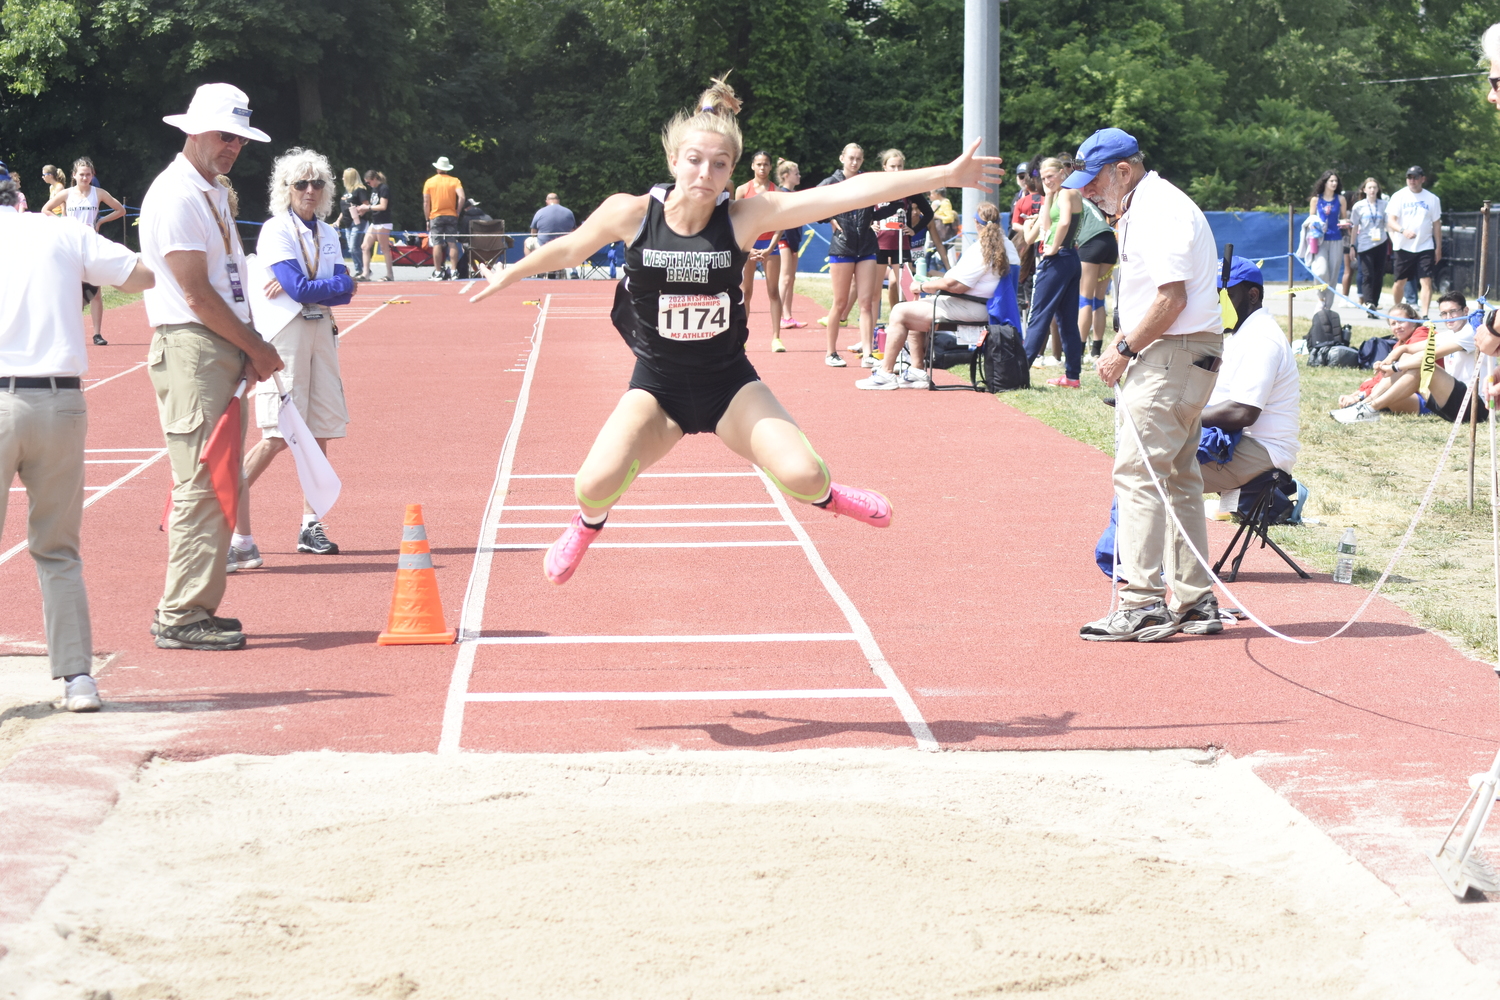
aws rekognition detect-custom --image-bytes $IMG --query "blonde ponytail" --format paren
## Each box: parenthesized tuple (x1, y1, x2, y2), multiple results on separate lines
(662, 72, 744, 164)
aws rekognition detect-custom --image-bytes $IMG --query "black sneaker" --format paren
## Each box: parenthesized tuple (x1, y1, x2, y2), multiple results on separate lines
(297, 521, 339, 554)
(92, 334, 107, 346)
(150, 613, 242, 637)
(1176, 594, 1224, 635)
(154, 619, 247, 650)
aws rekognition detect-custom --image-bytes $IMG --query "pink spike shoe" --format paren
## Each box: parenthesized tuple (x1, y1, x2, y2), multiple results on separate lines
(820, 483, 892, 528)
(544, 512, 603, 584)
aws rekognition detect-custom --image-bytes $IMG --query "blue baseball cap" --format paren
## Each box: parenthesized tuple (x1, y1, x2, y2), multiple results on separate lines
(1217, 256, 1264, 290)
(1061, 128, 1139, 189)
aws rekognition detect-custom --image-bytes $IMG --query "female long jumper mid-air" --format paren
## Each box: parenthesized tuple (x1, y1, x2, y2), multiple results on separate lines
(471, 76, 1002, 584)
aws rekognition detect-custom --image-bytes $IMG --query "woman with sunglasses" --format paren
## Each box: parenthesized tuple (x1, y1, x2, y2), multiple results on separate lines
(231, 147, 355, 570)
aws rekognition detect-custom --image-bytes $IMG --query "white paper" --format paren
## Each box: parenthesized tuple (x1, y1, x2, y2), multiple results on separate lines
(245, 253, 303, 342)
(273, 375, 341, 519)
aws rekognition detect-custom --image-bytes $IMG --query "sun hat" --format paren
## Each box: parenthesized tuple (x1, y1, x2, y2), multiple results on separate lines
(432, 156, 455, 171)
(1061, 128, 1139, 189)
(162, 83, 269, 142)
(1217, 256, 1264, 290)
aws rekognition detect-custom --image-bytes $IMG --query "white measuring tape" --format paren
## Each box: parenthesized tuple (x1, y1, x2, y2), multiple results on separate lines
(1110, 362, 1478, 645)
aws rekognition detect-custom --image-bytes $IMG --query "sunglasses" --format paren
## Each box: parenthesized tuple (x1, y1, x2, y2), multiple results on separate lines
(217, 132, 250, 147)
(1490, 77, 1500, 93)
(292, 179, 327, 191)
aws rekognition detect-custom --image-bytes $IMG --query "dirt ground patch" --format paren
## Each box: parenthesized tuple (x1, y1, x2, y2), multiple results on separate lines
(1, 748, 1494, 999)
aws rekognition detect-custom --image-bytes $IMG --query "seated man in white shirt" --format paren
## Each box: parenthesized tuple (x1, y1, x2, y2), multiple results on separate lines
(1198, 258, 1301, 493)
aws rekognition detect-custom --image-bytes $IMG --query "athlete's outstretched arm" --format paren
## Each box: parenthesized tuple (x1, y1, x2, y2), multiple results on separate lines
(731, 138, 1003, 243)
(471, 193, 646, 303)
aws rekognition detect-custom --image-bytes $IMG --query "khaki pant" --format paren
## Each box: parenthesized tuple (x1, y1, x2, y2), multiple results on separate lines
(148, 324, 245, 627)
(0, 386, 91, 678)
(1113, 331, 1222, 612)
(1198, 433, 1276, 495)
(253, 313, 348, 439)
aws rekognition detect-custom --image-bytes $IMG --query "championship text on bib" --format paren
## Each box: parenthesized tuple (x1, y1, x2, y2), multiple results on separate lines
(657, 293, 731, 340)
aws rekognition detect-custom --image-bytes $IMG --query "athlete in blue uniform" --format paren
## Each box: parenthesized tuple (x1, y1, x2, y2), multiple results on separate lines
(472, 75, 1003, 584)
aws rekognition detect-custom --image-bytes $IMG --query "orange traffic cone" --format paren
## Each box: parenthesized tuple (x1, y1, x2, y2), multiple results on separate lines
(377, 504, 456, 645)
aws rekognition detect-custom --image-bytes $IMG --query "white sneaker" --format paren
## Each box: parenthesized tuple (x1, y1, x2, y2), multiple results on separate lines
(855, 368, 900, 390)
(824, 354, 847, 367)
(845, 341, 863, 353)
(1042, 356, 1060, 367)
(58, 674, 101, 712)
(1330, 401, 1379, 424)
(897, 368, 930, 388)
(860, 354, 878, 368)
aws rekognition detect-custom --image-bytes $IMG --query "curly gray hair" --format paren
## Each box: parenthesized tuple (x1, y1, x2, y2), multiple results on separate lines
(268, 147, 336, 219)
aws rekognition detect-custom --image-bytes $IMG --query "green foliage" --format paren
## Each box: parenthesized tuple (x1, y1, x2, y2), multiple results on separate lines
(4, 0, 1500, 231)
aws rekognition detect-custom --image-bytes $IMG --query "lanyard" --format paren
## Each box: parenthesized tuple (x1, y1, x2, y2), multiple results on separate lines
(202, 191, 238, 255)
(293, 216, 320, 280)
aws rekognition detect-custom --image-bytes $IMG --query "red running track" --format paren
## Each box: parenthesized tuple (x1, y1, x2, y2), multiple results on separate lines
(4, 277, 1500, 964)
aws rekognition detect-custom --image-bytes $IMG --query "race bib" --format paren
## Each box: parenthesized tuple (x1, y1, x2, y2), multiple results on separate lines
(657, 293, 731, 341)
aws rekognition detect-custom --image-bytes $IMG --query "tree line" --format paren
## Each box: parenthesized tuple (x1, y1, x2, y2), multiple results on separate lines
(3, 0, 1498, 234)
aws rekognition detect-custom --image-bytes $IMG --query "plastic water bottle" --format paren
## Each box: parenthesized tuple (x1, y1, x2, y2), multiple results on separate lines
(1333, 528, 1356, 584)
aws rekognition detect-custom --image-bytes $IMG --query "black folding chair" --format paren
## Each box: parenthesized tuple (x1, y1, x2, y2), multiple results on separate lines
(923, 290, 990, 391)
(467, 219, 513, 274)
(1212, 469, 1310, 582)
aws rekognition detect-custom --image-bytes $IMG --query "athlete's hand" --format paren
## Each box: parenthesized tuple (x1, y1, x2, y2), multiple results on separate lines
(470, 260, 510, 303)
(945, 137, 1005, 192)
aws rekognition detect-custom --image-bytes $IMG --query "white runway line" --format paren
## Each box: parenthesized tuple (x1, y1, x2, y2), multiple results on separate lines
(336, 300, 392, 340)
(753, 468, 939, 751)
(493, 541, 802, 550)
(467, 688, 891, 702)
(84, 361, 147, 392)
(460, 281, 475, 294)
(0, 449, 166, 569)
(438, 296, 550, 755)
(508, 472, 759, 479)
(502, 503, 777, 511)
(468, 632, 857, 645)
(493, 521, 789, 529)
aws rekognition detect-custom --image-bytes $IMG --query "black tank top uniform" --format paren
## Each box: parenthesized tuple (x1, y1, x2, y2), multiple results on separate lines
(611, 183, 761, 435)
(816, 169, 879, 259)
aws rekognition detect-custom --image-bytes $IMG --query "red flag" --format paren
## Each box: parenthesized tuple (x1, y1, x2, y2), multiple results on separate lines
(198, 391, 243, 530)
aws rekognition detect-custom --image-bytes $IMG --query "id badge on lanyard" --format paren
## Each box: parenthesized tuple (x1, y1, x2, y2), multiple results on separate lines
(226, 260, 246, 303)
(295, 220, 324, 320)
(205, 191, 246, 302)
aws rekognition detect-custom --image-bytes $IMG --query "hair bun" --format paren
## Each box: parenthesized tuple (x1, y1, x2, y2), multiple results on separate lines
(696, 72, 742, 118)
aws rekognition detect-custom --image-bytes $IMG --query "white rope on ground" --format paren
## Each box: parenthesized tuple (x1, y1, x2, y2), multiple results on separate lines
(1112, 369, 1478, 645)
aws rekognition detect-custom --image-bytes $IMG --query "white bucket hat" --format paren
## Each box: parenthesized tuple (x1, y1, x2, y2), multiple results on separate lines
(162, 83, 270, 142)
(432, 156, 455, 171)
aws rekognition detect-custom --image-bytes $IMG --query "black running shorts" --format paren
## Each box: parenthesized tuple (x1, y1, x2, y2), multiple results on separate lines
(629, 354, 762, 435)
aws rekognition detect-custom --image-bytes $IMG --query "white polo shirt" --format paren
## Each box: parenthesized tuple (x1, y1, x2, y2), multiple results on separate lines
(1436, 318, 1479, 388)
(1208, 306, 1300, 472)
(0, 206, 137, 377)
(140, 153, 252, 328)
(1114, 171, 1220, 337)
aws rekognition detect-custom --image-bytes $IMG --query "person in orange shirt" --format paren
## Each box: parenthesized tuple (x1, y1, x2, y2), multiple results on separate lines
(423, 156, 465, 280)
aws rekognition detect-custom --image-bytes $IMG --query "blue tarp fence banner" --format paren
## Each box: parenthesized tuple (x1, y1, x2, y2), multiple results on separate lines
(1201, 211, 1318, 283)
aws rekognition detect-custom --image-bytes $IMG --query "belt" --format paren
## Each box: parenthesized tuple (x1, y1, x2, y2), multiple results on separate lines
(3, 376, 82, 390)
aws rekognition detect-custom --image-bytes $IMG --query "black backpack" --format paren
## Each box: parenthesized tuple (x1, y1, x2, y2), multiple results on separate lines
(1306, 307, 1349, 352)
(978, 322, 1028, 392)
(1357, 335, 1396, 369)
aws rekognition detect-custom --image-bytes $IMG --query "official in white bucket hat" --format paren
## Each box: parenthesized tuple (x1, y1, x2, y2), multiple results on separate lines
(162, 83, 271, 142)
(138, 82, 283, 651)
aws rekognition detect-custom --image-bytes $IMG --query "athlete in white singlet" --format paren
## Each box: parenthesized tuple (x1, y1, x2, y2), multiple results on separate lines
(41, 157, 126, 345)
(472, 75, 1003, 586)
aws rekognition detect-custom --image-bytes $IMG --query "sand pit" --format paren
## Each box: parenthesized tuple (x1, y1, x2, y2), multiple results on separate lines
(1, 747, 1496, 999)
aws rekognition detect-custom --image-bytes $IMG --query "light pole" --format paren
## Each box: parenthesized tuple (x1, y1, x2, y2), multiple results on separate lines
(961, 0, 1000, 246)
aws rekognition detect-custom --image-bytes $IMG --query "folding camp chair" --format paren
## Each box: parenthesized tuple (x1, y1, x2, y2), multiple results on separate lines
(467, 219, 513, 273)
(578, 242, 623, 279)
(923, 290, 990, 391)
(1212, 469, 1310, 582)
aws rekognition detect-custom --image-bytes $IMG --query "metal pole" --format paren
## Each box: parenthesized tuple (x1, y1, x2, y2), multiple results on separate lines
(1287, 206, 1295, 340)
(1472, 202, 1491, 509)
(960, 0, 1000, 249)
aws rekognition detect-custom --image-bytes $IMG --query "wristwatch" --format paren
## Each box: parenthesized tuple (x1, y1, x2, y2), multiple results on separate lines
(1116, 339, 1138, 359)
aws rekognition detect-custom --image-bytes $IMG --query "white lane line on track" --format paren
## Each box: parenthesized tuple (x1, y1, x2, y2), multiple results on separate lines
(502, 503, 776, 510)
(467, 689, 890, 703)
(469, 632, 857, 645)
(460, 281, 475, 294)
(0, 449, 166, 569)
(493, 541, 802, 550)
(493, 521, 790, 529)
(507, 472, 759, 479)
(753, 468, 939, 751)
(85, 361, 147, 392)
(336, 300, 392, 340)
(438, 295, 550, 755)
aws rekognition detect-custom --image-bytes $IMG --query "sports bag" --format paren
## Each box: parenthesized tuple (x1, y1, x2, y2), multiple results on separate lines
(979, 322, 1028, 392)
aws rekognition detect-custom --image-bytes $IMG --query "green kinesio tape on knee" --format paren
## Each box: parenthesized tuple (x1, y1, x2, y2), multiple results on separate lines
(762, 432, 831, 503)
(577, 459, 639, 509)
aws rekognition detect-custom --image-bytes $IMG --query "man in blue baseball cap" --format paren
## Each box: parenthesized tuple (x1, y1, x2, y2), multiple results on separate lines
(1074, 127, 1225, 643)
(1198, 257, 1301, 496)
